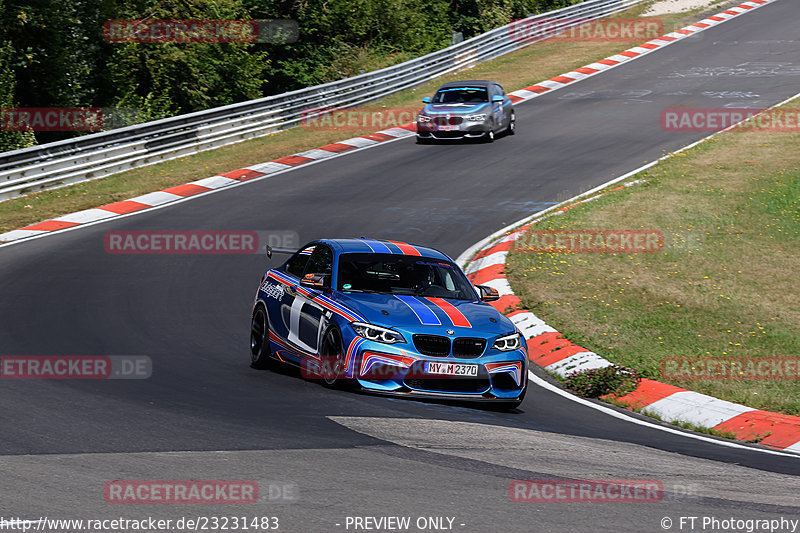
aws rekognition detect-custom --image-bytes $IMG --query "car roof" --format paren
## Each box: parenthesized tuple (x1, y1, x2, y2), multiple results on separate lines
(318, 238, 452, 261)
(436, 80, 495, 89)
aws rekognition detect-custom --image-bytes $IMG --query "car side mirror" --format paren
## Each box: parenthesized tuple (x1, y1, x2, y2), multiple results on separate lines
(300, 273, 330, 290)
(492, 95, 503, 103)
(422, 97, 431, 103)
(477, 285, 500, 302)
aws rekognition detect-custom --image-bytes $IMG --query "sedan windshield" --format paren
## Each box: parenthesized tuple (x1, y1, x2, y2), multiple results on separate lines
(432, 87, 488, 104)
(337, 253, 478, 300)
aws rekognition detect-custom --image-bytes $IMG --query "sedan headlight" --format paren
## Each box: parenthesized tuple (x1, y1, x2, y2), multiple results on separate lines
(493, 333, 522, 351)
(352, 322, 406, 344)
(418, 113, 432, 123)
(466, 114, 488, 122)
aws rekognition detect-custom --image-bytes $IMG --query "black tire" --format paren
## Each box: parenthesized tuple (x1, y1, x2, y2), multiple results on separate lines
(507, 112, 516, 135)
(482, 128, 495, 143)
(416, 136, 432, 145)
(250, 305, 275, 370)
(319, 327, 348, 388)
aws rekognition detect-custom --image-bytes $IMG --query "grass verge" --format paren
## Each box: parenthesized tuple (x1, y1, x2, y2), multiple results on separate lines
(0, 3, 726, 235)
(506, 96, 800, 416)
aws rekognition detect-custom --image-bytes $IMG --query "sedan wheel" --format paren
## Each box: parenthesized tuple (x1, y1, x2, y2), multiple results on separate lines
(250, 306, 275, 369)
(320, 327, 348, 388)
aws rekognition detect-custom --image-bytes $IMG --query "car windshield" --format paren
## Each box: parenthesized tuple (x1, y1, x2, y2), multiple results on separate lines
(337, 253, 478, 300)
(432, 87, 488, 104)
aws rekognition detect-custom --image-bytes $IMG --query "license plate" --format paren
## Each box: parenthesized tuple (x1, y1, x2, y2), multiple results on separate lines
(423, 362, 478, 377)
(436, 125, 455, 131)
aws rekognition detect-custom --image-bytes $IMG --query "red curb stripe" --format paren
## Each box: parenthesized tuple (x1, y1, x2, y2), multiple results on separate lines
(738, 4, 753, 8)
(597, 59, 620, 66)
(750, 0, 766, 3)
(640, 43, 659, 50)
(575, 67, 599, 75)
(524, 85, 550, 94)
(692, 22, 710, 28)
(657, 36, 677, 42)
(221, 169, 267, 181)
(98, 200, 151, 215)
(473, 239, 515, 260)
(612, 379, 685, 410)
(162, 183, 212, 197)
(708, 16, 725, 20)
(620, 51, 640, 58)
(714, 411, 800, 450)
(508, 94, 524, 103)
(272, 155, 313, 166)
(505, 309, 530, 319)
(22, 220, 80, 231)
(551, 76, 575, 84)
(469, 265, 505, 286)
(722, 9, 740, 14)
(319, 143, 358, 153)
(396, 123, 417, 131)
(525, 332, 565, 358)
(362, 132, 394, 142)
(675, 29, 695, 35)
(534, 341, 587, 367)
(489, 294, 520, 313)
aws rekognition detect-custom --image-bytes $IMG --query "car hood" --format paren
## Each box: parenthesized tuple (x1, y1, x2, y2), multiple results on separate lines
(422, 102, 490, 115)
(334, 292, 515, 335)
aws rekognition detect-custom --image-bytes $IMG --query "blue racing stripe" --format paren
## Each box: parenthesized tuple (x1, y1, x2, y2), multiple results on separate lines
(395, 296, 441, 325)
(382, 241, 404, 254)
(360, 239, 393, 254)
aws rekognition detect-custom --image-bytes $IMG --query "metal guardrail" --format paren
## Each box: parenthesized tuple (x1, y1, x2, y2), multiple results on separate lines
(0, 0, 645, 200)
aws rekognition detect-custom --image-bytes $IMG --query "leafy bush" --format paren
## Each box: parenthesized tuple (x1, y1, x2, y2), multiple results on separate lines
(563, 364, 642, 398)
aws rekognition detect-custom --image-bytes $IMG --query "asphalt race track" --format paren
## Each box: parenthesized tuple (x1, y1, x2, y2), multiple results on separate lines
(2, 1, 800, 531)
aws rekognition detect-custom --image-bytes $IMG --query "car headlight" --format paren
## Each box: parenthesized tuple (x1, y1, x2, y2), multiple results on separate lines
(352, 322, 406, 344)
(493, 333, 522, 351)
(418, 113, 432, 123)
(466, 114, 487, 122)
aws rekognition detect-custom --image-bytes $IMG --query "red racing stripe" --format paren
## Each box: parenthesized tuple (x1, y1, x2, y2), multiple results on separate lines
(387, 240, 421, 256)
(426, 297, 471, 328)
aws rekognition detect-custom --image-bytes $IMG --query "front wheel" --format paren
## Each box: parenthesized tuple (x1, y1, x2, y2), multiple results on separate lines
(319, 327, 349, 388)
(482, 128, 495, 143)
(250, 306, 275, 370)
(506, 112, 516, 135)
